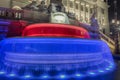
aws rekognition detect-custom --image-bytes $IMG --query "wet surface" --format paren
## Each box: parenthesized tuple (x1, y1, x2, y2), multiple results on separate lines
(114, 61, 120, 80)
(0, 55, 118, 80)
(113, 54, 120, 80)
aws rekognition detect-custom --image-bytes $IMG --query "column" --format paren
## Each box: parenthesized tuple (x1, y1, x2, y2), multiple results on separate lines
(73, 0, 75, 14)
(104, 8, 109, 35)
(80, 2, 84, 22)
(67, 0, 70, 12)
(10, 0, 13, 8)
(69, 0, 74, 13)
(66, 0, 69, 12)
(88, 5, 90, 24)
(97, 6, 102, 30)
(83, 2, 86, 23)
(79, 1, 81, 21)
(46, 0, 50, 6)
(62, 0, 68, 12)
(78, 1, 80, 20)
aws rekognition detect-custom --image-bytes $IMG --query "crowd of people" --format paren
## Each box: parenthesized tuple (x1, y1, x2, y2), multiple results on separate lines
(22, 0, 65, 13)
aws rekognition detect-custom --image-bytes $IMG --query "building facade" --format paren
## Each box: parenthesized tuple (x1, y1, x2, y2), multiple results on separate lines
(0, 0, 109, 35)
(61, 0, 109, 35)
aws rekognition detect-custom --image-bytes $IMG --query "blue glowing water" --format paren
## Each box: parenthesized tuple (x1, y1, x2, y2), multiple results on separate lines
(0, 37, 115, 80)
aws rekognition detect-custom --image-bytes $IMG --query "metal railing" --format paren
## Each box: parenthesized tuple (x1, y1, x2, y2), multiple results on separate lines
(0, 7, 23, 19)
(0, 7, 49, 22)
(100, 31, 115, 46)
(100, 31, 116, 53)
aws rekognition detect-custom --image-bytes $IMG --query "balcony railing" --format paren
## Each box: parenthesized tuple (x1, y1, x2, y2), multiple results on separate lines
(0, 7, 23, 19)
(0, 7, 49, 22)
(100, 31, 116, 53)
(100, 31, 115, 46)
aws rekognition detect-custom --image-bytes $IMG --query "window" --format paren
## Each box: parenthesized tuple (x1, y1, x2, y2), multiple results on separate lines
(85, 7, 88, 12)
(81, 5, 83, 11)
(75, 3, 79, 9)
(63, 0, 67, 6)
(101, 8, 105, 14)
(90, 8, 93, 14)
(69, 1, 73, 8)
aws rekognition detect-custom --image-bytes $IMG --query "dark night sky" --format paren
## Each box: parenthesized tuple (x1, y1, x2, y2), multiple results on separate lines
(108, 0, 120, 21)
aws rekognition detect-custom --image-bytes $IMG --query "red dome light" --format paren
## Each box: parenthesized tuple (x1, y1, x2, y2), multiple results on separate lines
(22, 23, 90, 38)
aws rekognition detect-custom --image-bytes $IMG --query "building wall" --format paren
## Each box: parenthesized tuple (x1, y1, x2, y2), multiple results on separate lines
(0, 0, 11, 8)
(61, 0, 110, 35)
(46, 0, 110, 35)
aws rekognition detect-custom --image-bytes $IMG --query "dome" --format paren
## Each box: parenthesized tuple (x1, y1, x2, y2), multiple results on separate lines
(12, 6, 22, 10)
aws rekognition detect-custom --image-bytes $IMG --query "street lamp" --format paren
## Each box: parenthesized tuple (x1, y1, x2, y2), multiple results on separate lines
(112, 19, 115, 24)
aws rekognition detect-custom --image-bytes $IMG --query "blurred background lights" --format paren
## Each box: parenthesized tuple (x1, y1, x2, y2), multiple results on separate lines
(98, 70, 104, 73)
(8, 73, 16, 77)
(60, 74, 66, 79)
(24, 75, 31, 78)
(89, 72, 95, 75)
(42, 75, 49, 79)
(0, 71, 5, 75)
(106, 68, 110, 71)
(75, 73, 82, 77)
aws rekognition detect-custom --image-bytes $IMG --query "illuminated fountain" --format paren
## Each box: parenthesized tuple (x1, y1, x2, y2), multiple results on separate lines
(0, 23, 115, 80)
(0, 1, 116, 79)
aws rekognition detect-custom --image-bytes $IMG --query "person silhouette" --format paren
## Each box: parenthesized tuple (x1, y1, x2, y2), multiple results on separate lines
(48, 3, 57, 13)
(22, 1, 38, 11)
(37, 1, 47, 12)
(48, 0, 65, 13)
